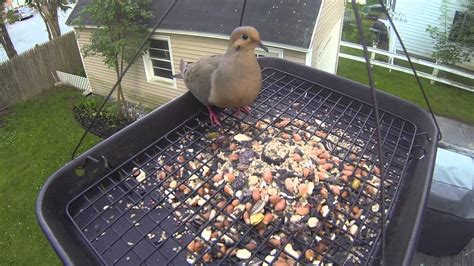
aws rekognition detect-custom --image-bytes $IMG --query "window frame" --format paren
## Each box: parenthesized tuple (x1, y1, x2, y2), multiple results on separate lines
(254, 47, 284, 58)
(143, 35, 176, 87)
(448, 10, 472, 45)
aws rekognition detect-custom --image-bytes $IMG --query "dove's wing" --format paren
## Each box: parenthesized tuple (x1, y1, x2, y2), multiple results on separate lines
(182, 55, 223, 106)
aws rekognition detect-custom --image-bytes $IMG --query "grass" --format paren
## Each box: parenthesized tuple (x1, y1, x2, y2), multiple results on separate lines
(0, 87, 101, 265)
(337, 58, 474, 125)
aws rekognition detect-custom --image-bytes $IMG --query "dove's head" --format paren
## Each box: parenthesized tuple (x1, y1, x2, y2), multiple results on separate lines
(229, 26, 269, 53)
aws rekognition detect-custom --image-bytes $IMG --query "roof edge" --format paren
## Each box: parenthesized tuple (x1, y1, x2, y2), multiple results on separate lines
(74, 25, 310, 51)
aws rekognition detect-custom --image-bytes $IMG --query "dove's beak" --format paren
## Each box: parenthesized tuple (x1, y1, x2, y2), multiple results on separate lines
(258, 41, 269, 52)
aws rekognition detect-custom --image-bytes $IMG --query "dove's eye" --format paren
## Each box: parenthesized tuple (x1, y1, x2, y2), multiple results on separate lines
(241, 34, 248, 40)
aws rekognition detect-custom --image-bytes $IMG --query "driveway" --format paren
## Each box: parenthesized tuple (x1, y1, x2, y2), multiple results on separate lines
(0, 7, 73, 63)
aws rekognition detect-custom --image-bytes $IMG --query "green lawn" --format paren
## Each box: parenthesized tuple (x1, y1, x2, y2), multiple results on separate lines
(337, 58, 474, 125)
(0, 88, 101, 265)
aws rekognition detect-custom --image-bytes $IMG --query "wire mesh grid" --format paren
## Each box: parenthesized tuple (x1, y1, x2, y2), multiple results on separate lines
(66, 68, 417, 265)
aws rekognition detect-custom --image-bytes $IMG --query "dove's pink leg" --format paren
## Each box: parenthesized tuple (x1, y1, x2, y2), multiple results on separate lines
(206, 106, 221, 126)
(235, 106, 251, 116)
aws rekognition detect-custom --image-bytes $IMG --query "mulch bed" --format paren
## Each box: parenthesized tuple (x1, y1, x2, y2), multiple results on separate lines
(73, 106, 133, 139)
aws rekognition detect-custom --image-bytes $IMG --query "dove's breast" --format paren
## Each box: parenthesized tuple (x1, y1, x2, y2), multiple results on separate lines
(209, 54, 262, 109)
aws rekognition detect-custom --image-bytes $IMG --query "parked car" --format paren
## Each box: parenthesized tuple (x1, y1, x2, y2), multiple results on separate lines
(14, 7, 34, 21)
(361, 4, 384, 20)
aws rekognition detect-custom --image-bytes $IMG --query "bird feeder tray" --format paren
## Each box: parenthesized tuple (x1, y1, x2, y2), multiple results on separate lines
(36, 58, 438, 265)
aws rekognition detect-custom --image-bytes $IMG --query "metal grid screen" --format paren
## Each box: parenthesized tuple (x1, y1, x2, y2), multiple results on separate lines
(67, 68, 417, 265)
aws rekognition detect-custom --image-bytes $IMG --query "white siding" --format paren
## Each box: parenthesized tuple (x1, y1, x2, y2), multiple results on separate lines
(393, 0, 466, 59)
(315, 17, 343, 73)
(310, 0, 345, 74)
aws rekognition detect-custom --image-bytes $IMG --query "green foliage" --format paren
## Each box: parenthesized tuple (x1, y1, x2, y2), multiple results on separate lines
(6, 10, 19, 24)
(25, 0, 75, 12)
(75, 69, 87, 77)
(337, 58, 474, 125)
(76, 0, 152, 119)
(451, 0, 474, 48)
(75, 94, 120, 121)
(77, 0, 153, 70)
(342, 4, 377, 45)
(425, 0, 472, 64)
(0, 87, 100, 265)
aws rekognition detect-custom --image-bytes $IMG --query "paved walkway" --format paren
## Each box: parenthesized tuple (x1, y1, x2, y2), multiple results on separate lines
(436, 116, 474, 158)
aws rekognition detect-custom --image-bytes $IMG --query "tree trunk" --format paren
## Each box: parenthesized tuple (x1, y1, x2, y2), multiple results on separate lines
(117, 49, 129, 119)
(35, 3, 53, 40)
(46, 2, 61, 39)
(114, 64, 126, 120)
(0, 23, 18, 59)
(37, 1, 61, 40)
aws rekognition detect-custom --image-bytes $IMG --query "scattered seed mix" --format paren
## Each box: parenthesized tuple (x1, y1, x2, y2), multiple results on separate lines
(70, 113, 393, 265)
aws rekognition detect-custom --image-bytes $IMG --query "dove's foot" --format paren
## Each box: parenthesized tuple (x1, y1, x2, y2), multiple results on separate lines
(235, 106, 251, 116)
(207, 106, 221, 126)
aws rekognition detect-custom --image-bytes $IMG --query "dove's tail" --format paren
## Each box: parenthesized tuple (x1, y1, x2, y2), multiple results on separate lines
(172, 59, 187, 79)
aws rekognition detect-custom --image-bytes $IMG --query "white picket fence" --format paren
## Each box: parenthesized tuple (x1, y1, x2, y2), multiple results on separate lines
(339, 41, 474, 93)
(56, 71, 92, 95)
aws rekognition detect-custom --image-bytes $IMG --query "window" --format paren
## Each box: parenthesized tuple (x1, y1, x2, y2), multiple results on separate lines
(143, 36, 175, 84)
(254, 47, 284, 58)
(449, 10, 473, 45)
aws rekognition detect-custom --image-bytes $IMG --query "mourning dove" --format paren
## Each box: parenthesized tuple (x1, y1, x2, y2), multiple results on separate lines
(178, 26, 268, 125)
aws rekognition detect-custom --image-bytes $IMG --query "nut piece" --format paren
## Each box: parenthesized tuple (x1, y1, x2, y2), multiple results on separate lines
(372, 203, 380, 212)
(225, 173, 236, 183)
(298, 183, 308, 198)
(293, 133, 302, 142)
(177, 155, 185, 163)
(349, 224, 358, 235)
(263, 171, 273, 183)
(224, 185, 234, 196)
(351, 179, 361, 190)
(203, 252, 212, 262)
(342, 170, 353, 176)
(243, 211, 251, 224)
(263, 213, 273, 224)
(285, 178, 295, 193)
(213, 174, 223, 182)
(269, 195, 281, 204)
(284, 243, 299, 259)
(296, 205, 310, 216)
(274, 199, 286, 211)
(293, 153, 302, 162)
(268, 187, 278, 196)
(320, 205, 330, 217)
(303, 168, 311, 177)
(236, 248, 252, 260)
(305, 249, 315, 261)
(234, 134, 252, 143)
(169, 180, 177, 189)
(330, 185, 340, 196)
(307, 217, 318, 228)
(228, 153, 239, 161)
(201, 227, 212, 241)
(250, 213, 264, 225)
(252, 188, 261, 201)
(268, 237, 281, 248)
(187, 240, 196, 252)
(249, 175, 259, 186)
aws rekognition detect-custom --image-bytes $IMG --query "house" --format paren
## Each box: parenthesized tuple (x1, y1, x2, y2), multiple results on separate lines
(67, 0, 345, 107)
(387, 0, 473, 70)
(3, 0, 26, 10)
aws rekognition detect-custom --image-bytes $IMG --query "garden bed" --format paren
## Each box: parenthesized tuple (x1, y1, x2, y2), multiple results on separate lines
(73, 95, 147, 138)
